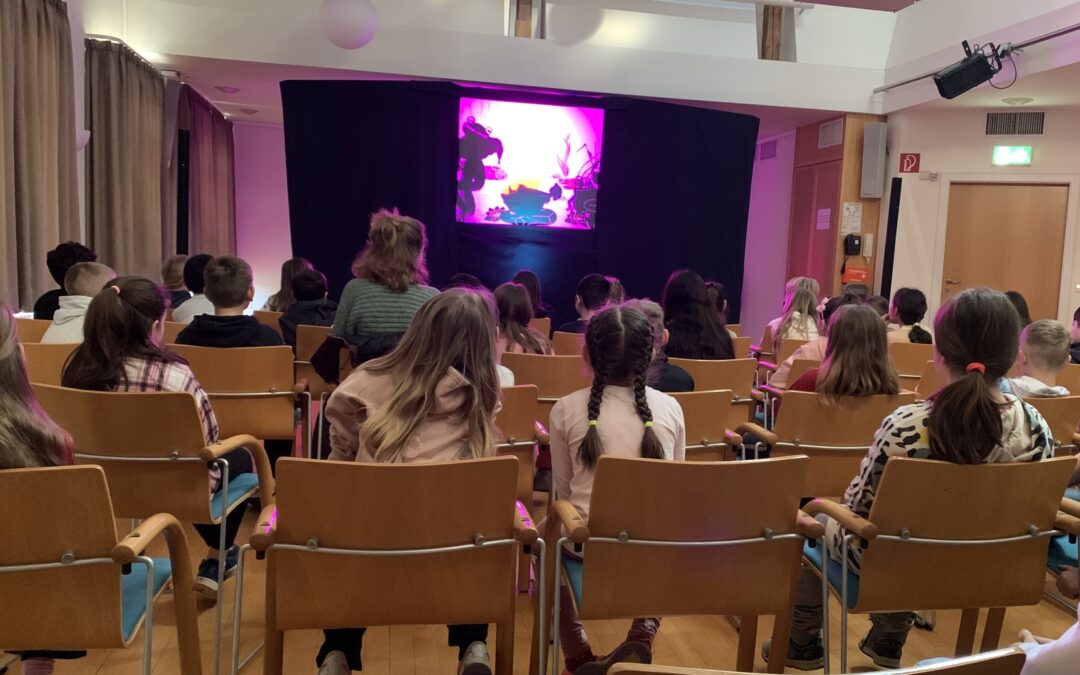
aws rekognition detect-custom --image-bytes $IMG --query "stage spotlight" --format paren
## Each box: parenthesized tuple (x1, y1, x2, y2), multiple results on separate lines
(934, 40, 1010, 100)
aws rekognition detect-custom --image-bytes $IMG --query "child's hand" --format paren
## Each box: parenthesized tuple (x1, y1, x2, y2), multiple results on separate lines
(1018, 629, 1053, 645)
(1057, 565, 1080, 599)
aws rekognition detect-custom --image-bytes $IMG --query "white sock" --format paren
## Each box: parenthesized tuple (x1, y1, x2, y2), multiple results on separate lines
(22, 658, 55, 675)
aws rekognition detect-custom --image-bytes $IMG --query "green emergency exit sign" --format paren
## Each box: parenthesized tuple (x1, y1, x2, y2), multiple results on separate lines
(992, 146, 1032, 166)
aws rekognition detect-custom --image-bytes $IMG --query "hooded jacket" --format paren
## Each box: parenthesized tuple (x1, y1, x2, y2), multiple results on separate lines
(175, 314, 283, 348)
(279, 298, 338, 349)
(41, 295, 92, 344)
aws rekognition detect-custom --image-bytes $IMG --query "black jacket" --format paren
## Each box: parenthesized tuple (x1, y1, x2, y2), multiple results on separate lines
(558, 318, 587, 334)
(653, 360, 695, 393)
(280, 299, 338, 349)
(33, 289, 64, 320)
(1071, 342, 1080, 365)
(176, 314, 283, 348)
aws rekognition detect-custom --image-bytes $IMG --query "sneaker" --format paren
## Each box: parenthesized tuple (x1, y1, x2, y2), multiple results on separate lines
(457, 641, 492, 675)
(761, 637, 825, 671)
(194, 545, 239, 597)
(318, 650, 350, 675)
(859, 632, 903, 669)
(575, 640, 651, 675)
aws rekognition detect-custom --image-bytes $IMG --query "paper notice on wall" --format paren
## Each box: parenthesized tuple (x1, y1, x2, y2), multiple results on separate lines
(815, 208, 831, 231)
(841, 202, 863, 236)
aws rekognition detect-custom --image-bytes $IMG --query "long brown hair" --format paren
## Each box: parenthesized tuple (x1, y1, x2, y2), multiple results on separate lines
(360, 289, 500, 463)
(816, 304, 899, 397)
(778, 287, 818, 341)
(0, 303, 71, 469)
(927, 288, 1020, 464)
(62, 277, 186, 391)
(578, 304, 666, 470)
(351, 208, 430, 292)
(494, 282, 551, 355)
(265, 257, 312, 311)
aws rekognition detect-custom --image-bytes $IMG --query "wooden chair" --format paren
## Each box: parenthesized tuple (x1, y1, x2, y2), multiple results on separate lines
(171, 345, 308, 460)
(737, 392, 916, 495)
(496, 384, 546, 592)
(1058, 363, 1080, 396)
(253, 310, 284, 338)
(758, 338, 810, 379)
(0, 465, 203, 675)
(915, 360, 943, 398)
(236, 456, 538, 675)
(756, 358, 822, 427)
(1048, 498, 1080, 611)
(668, 390, 739, 461)
(162, 320, 186, 344)
(15, 317, 51, 343)
(751, 324, 774, 361)
(502, 352, 592, 420)
(889, 342, 934, 391)
(726, 323, 741, 337)
(543, 456, 823, 674)
(608, 647, 1028, 674)
(22, 342, 78, 385)
(731, 335, 751, 358)
(530, 316, 552, 337)
(1022, 395, 1080, 455)
(295, 325, 340, 458)
(667, 358, 760, 421)
(803, 457, 1075, 672)
(552, 331, 586, 356)
(32, 384, 274, 675)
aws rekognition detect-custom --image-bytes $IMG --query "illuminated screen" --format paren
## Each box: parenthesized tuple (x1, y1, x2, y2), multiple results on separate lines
(456, 97, 603, 230)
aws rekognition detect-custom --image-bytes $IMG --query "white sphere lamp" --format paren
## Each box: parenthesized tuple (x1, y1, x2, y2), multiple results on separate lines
(320, 0, 378, 49)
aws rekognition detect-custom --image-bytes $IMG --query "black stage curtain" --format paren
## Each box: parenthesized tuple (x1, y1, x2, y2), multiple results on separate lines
(281, 81, 758, 323)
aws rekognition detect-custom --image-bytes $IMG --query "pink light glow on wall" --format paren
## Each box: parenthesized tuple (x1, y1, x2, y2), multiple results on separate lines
(457, 98, 603, 230)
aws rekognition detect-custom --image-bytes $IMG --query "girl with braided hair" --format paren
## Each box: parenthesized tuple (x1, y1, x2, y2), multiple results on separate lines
(549, 303, 686, 675)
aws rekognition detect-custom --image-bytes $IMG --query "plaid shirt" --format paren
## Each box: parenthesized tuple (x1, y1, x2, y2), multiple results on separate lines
(119, 357, 219, 444)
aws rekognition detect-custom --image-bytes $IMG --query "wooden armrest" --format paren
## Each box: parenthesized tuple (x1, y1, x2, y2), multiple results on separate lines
(200, 434, 275, 506)
(1055, 512, 1080, 535)
(552, 500, 590, 543)
(750, 389, 765, 402)
(734, 422, 776, 445)
(249, 504, 279, 551)
(1072, 432, 1080, 446)
(749, 344, 761, 354)
(1060, 498, 1080, 520)
(758, 384, 785, 399)
(293, 378, 310, 394)
(514, 505, 539, 545)
(724, 429, 741, 446)
(803, 499, 878, 540)
(534, 421, 550, 445)
(758, 361, 779, 372)
(797, 510, 826, 540)
(112, 513, 185, 564)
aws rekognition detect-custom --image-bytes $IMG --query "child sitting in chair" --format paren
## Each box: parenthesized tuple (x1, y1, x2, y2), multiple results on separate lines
(1005, 320, 1071, 398)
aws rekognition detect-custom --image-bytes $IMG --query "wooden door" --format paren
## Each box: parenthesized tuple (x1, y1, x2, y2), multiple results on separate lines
(942, 183, 1068, 320)
(787, 160, 841, 285)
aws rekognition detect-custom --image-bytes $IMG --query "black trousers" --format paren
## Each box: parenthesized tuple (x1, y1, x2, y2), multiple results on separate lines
(192, 447, 254, 550)
(316, 624, 489, 671)
(265, 439, 294, 474)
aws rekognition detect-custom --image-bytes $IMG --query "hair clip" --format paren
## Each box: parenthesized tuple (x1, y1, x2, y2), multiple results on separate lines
(644, 421, 654, 428)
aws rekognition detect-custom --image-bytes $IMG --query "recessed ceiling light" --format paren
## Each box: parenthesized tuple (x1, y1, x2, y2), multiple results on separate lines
(238, 108, 259, 115)
(1002, 97, 1034, 106)
(214, 86, 241, 94)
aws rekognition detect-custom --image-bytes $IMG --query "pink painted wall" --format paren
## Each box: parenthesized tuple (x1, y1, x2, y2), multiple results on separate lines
(233, 122, 293, 309)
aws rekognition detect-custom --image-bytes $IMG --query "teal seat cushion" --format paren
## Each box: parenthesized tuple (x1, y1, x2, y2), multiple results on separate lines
(121, 558, 173, 642)
(210, 472, 260, 520)
(803, 540, 859, 610)
(562, 556, 584, 608)
(1048, 534, 1078, 575)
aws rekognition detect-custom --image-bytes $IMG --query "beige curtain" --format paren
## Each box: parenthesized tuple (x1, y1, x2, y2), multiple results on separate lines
(85, 38, 164, 279)
(185, 85, 236, 255)
(0, 0, 80, 309)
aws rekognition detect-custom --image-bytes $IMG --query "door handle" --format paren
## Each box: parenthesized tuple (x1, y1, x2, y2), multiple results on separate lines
(945, 279, 960, 285)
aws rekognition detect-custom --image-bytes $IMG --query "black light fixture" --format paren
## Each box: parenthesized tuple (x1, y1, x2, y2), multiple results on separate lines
(933, 40, 1011, 100)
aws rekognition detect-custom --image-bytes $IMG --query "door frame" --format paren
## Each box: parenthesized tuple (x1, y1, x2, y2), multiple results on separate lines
(931, 173, 1080, 323)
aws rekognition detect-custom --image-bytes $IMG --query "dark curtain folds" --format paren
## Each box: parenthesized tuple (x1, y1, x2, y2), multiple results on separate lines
(185, 85, 235, 256)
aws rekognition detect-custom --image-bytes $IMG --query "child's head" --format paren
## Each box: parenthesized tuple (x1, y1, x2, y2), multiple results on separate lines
(1005, 290, 1032, 328)
(574, 273, 613, 319)
(162, 255, 188, 291)
(842, 283, 870, 303)
(352, 208, 429, 292)
(704, 281, 728, 320)
(183, 254, 213, 295)
(46, 241, 96, 288)
(866, 295, 889, 320)
(577, 304, 665, 470)
(821, 294, 860, 336)
(605, 276, 625, 304)
(1019, 320, 1070, 377)
(622, 298, 667, 357)
(494, 282, 534, 329)
(783, 276, 820, 307)
(512, 270, 544, 309)
(278, 258, 312, 293)
(818, 304, 899, 397)
(361, 289, 499, 463)
(889, 287, 932, 343)
(64, 262, 116, 298)
(779, 287, 818, 338)
(204, 256, 255, 311)
(291, 269, 329, 303)
(661, 269, 710, 319)
(447, 273, 485, 290)
(928, 288, 1021, 463)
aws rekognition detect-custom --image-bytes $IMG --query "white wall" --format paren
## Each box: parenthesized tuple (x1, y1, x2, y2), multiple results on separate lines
(741, 132, 795, 342)
(233, 123, 293, 310)
(878, 106, 1080, 323)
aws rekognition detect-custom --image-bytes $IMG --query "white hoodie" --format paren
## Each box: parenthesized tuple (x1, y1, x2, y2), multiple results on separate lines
(41, 295, 92, 344)
(1020, 602, 1080, 675)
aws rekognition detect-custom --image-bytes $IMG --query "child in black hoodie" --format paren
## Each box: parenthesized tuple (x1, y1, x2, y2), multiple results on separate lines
(279, 268, 338, 350)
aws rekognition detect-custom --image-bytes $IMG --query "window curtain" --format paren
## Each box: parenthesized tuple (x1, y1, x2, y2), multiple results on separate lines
(85, 38, 164, 279)
(0, 0, 80, 309)
(185, 85, 235, 255)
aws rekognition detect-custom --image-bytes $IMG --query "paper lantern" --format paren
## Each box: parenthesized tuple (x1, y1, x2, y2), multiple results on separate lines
(320, 0, 378, 49)
(546, 4, 603, 44)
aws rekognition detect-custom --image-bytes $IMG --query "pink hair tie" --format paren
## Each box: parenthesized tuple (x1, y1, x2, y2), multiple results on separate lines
(965, 362, 986, 374)
(111, 285, 121, 295)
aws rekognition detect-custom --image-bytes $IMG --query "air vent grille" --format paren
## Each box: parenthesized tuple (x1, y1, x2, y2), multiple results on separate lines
(986, 112, 1045, 135)
(759, 140, 777, 160)
(818, 119, 844, 149)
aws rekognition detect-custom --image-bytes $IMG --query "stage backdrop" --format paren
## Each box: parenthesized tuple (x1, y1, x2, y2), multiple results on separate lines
(281, 81, 758, 324)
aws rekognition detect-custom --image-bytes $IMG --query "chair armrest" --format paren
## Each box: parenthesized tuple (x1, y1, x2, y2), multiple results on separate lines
(293, 378, 309, 394)
(249, 504, 279, 552)
(1060, 498, 1080, 520)
(724, 429, 742, 446)
(804, 499, 879, 541)
(1072, 432, 1080, 446)
(750, 389, 765, 402)
(200, 434, 275, 506)
(734, 422, 776, 446)
(514, 505, 539, 545)
(797, 511, 826, 540)
(749, 344, 761, 354)
(534, 421, 550, 445)
(552, 500, 590, 543)
(758, 384, 785, 399)
(757, 361, 779, 373)
(112, 513, 186, 564)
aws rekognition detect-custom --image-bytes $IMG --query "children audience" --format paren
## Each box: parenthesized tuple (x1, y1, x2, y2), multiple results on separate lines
(162, 254, 191, 310)
(771, 287, 820, 354)
(767, 295, 858, 390)
(33, 241, 98, 320)
(1005, 320, 1071, 398)
(262, 257, 313, 312)
(40, 262, 116, 344)
(176, 256, 283, 348)
(319, 289, 502, 675)
(494, 282, 552, 355)
(660, 269, 735, 360)
(171, 253, 214, 324)
(787, 304, 900, 397)
(61, 277, 256, 598)
(762, 276, 820, 349)
(279, 268, 338, 350)
(558, 273, 615, 333)
(887, 287, 933, 344)
(513, 269, 552, 320)
(550, 303, 686, 674)
(866, 295, 889, 320)
(625, 298, 694, 392)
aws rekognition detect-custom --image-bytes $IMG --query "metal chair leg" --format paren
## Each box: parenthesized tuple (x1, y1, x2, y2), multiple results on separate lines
(138, 557, 155, 675)
(819, 538, 830, 675)
(231, 544, 264, 674)
(212, 460, 231, 675)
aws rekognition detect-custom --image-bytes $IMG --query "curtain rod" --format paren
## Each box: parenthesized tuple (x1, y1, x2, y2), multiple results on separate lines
(85, 34, 161, 73)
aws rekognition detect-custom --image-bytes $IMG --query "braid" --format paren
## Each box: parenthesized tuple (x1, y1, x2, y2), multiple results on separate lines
(577, 373, 606, 470)
(631, 323, 666, 460)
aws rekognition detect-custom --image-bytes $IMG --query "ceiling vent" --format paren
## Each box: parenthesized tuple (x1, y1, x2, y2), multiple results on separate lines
(759, 140, 778, 160)
(985, 111, 1045, 135)
(818, 119, 844, 149)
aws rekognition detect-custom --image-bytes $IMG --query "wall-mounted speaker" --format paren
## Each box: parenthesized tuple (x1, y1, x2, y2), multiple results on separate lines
(861, 122, 887, 199)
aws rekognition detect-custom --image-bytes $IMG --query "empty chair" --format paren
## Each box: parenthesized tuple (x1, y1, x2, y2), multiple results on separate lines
(295, 324, 339, 458)
(667, 357, 760, 421)
(756, 358, 822, 427)
(22, 342, 78, 386)
(0, 465, 202, 675)
(496, 384, 544, 507)
(1022, 395, 1080, 455)
(162, 320, 186, 344)
(731, 335, 751, 358)
(889, 342, 934, 391)
(751, 324, 774, 362)
(14, 317, 51, 343)
(253, 310, 284, 338)
(668, 390, 737, 461)
(727, 323, 742, 337)
(552, 331, 586, 356)
(758, 338, 810, 382)
(530, 316, 552, 337)
(502, 352, 592, 419)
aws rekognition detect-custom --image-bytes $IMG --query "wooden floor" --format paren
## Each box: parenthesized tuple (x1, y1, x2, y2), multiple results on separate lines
(3, 507, 1076, 675)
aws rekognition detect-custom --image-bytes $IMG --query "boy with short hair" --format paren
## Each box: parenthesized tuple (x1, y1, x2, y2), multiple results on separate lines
(33, 241, 98, 320)
(41, 262, 116, 344)
(176, 256, 283, 347)
(171, 253, 214, 324)
(1008, 320, 1071, 398)
(279, 268, 338, 350)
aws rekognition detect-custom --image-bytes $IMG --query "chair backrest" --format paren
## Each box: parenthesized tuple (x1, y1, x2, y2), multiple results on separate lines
(726, 323, 741, 337)
(731, 335, 751, 358)
(161, 321, 186, 344)
(295, 324, 337, 398)
(787, 358, 821, 388)
(0, 465, 128, 649)
(1058, 362, 1080, 397)
(23, 342, 78, 385)
(757, 324, 774, 357)
(667, 358, 757, 400)
(1022, 395, 1080, 450)
(858, 457, 1075, 612)
(889, 341, 934, 378)
(33, 384, 215, 521)
(777, 338, 808, 363)
(771, 392, 917, 496)
(170, 344, 296, 439)
(529, 316, 551, 336)
(552, 331, 586, 356)
(253, 310, 284, 337)
(270, 457, 519, 629)
(577, 456, 808, 619)
(15, 317, 51, 343)
(914, 360, 943, 397)
(668, 390, 733, 461)
(496, 385, 540, 444)
(501, 353, 592, 400)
